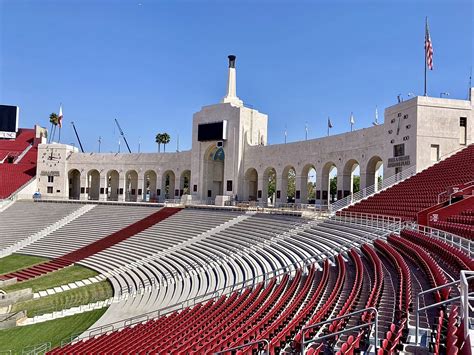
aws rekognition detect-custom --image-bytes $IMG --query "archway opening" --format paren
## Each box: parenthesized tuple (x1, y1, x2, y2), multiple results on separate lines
(162, 170, 176, 200)
(343, 159, 360, 197)
(180, 170, 191, 196)
(106, 170, 119, 201)
(300, 164, 317, 204)
(203, 146, 225, 200)
(366, 156, 384, 192)
(144, 170, 157, 202)
(68, 169, 81, 200)
(244, 168, 258, 201)
(87, 169, 100, 200)
(262, 167, 276, 206)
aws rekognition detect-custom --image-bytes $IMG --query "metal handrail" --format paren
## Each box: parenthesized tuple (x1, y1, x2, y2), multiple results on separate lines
(438, 180, 474, 204)
(300, 307, 378, 354)
(407, 224, 473, 258)
(415, 271, 474, 345)
(214, 339, 270, 354)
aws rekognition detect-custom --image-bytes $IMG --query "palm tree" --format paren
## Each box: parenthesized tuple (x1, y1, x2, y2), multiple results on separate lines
(155, 133, 162, 152)
(49, 113, 59, 143)
(160, 133, 170, 152)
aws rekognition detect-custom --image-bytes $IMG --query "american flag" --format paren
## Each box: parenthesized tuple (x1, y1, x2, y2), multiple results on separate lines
(58, 104, 63, 128)
(425, 18, 433, 70)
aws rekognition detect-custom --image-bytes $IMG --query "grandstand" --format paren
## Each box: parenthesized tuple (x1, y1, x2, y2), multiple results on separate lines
(0, 128, 38, 200)
(0, 57, 473, 354)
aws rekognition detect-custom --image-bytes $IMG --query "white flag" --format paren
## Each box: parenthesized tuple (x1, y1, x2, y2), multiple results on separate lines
(350, 112, 355, 125)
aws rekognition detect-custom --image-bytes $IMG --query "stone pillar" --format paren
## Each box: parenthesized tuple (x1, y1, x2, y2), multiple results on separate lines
(137, 176, 145, 202)
(118, 173, 126, 202)
(99, 174, 108, 201)
(276, 178, 284, 205)
(295, 174, 307, 204)
(314, 177, 323, 206)
(79, 174, 88, 201)
(257, 177, 266, 204)
(156, 174, 164, 202)
(336, 171, 345, 202)
(173, 176, 180, 199)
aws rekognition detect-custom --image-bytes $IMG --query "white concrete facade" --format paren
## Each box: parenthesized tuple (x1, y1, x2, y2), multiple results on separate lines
(35, 56, 474, 205)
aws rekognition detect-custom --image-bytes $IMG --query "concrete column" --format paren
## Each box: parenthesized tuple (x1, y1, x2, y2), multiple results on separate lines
(79, 175, 88, 201)
(175, 176, 181, 199)
(256, 177, 264, 204)
(137, 177, 145, 202)
(118, 174, 126, 202)
(314, 177, 323, 206)
(336, 171, 344, 202)
(99, 175, 107, 201)
(156, 174, 164, 202)
(295, 175, 307, 204)
(276, 178, 284, 205)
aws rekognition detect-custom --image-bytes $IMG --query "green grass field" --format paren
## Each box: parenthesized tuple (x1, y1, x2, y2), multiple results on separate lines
(0, 254, 49, 275)
(3, 264, 100, 293)
(11, 280, 113, 317)
(0, 308, 107, 354)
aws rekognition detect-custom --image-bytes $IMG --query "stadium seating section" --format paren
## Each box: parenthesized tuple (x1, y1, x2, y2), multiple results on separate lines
(344, 144, 474, 220)
(432, 209, 474, 240)
(0, 129, 37, 199)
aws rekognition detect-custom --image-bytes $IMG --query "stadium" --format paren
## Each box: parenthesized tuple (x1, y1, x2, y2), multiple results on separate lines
(1, 2, 473, 355)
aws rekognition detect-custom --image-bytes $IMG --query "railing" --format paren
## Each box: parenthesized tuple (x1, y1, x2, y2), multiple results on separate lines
(329, 165, 417, 213)
(437, 180, 474, 204)
(21, 342, 51, 355)
(300, 307, 379, 354)
(214, 339, 270, 354)
(406, 224, 473, 258)
(415, 271, 474, 345)
(332, 211, 403, 234)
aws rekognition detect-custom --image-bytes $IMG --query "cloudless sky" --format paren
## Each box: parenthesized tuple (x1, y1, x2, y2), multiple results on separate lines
(1, 0, 472, 153)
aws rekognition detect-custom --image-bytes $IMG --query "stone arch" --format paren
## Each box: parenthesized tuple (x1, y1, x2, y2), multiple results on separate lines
(144, 170, 157, 202)
(300, 164, 317, 204)
(365, 155, 384, 191)
(262, 167, 277, 206)
(244, 168, 258, 201)
(321, 161, 337, 204)
(68, 169, 81, 200)
(281, 165, 296, 203)
(106, 169, 119, 201)
(180, 170, 191, 196)
(203, 145, 225, 200)
(162, 170, 176, 200)
(342, 159, 360, 197)
(125, 170, 139, 202)
(87, 169, 100, 201)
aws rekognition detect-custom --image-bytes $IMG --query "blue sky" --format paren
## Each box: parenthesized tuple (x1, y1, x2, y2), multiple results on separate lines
(1, 0, 472, 153)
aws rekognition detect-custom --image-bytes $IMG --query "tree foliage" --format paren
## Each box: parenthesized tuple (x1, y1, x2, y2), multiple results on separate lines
(155, 132, 171, 152)
(330, 176, 337, 202)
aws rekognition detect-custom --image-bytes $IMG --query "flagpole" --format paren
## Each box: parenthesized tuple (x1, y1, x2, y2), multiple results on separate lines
(424, 17, 427, 96)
